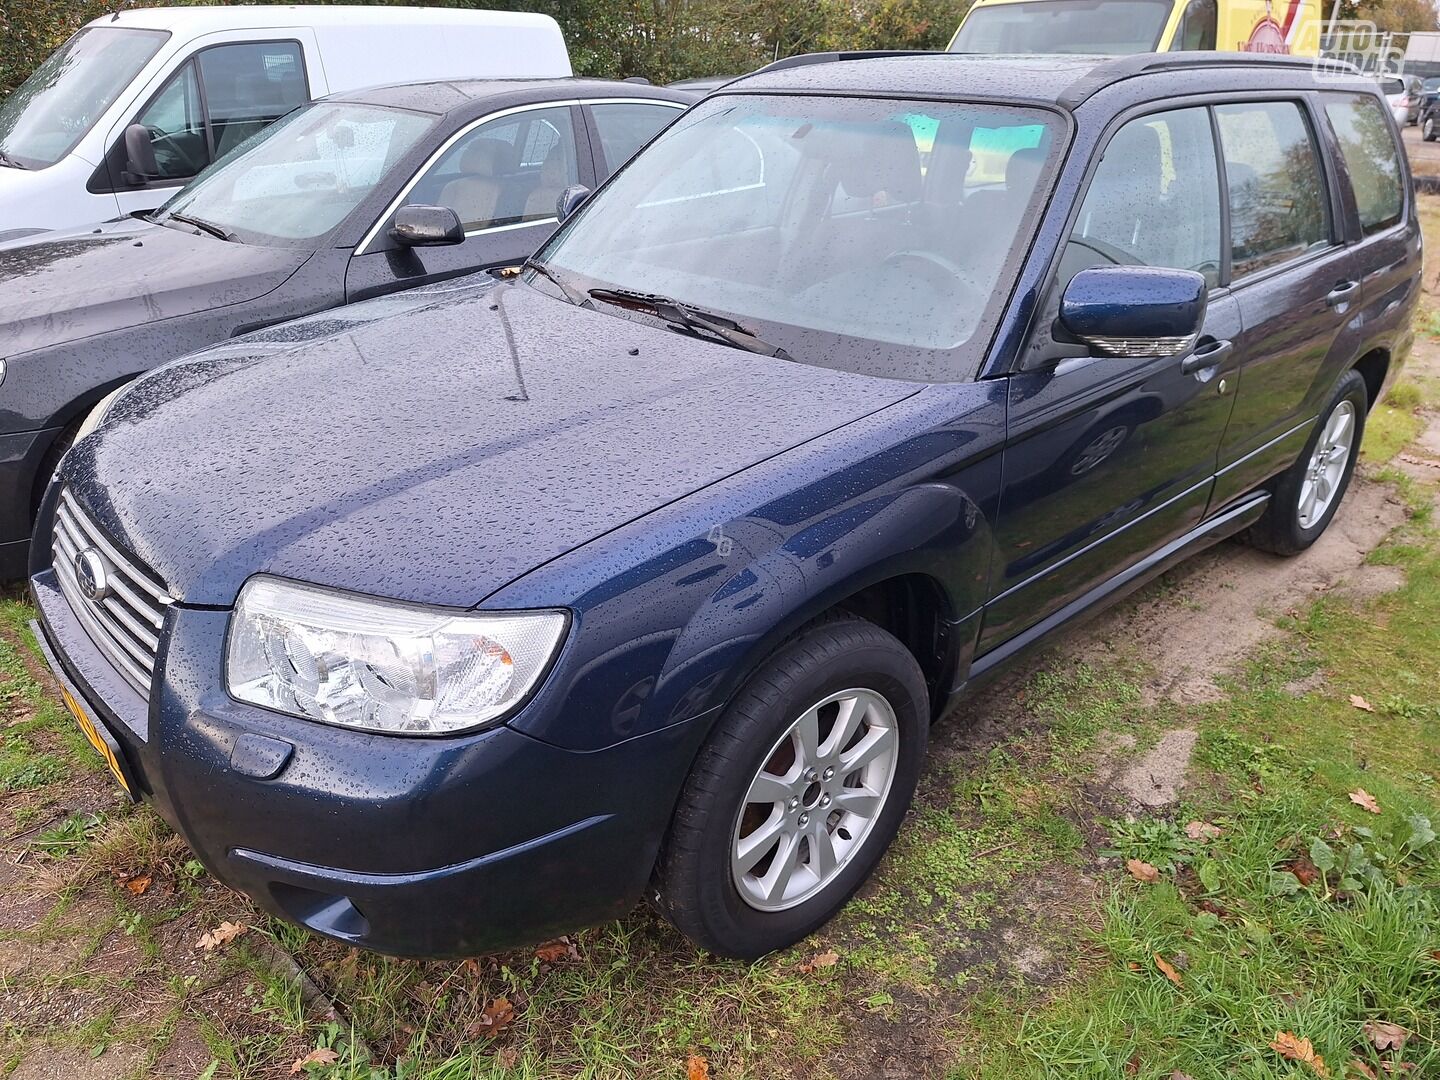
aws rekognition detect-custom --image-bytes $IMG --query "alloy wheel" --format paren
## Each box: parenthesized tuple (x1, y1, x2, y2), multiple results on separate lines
(1297, 400, 1356, 529)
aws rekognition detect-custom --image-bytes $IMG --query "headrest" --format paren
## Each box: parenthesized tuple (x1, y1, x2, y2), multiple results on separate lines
(538, 143, 568, 184)
(1100, 122, 1163, 186)
(1004, 145, 1048, 191)
(832, 120, 921, 202)
(459, 138, 509, 178)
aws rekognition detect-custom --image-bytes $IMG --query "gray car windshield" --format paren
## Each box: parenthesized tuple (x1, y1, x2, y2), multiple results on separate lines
(0, 27, 169, 169)
(153, 101, 435, 246)
(539, 94, 1059, 380)
(951, 0, 1173, 53)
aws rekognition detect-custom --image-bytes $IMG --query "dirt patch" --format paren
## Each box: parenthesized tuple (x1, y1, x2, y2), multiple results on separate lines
(9, 1045, 146, 1080)
(1107, 728, 1198, 809)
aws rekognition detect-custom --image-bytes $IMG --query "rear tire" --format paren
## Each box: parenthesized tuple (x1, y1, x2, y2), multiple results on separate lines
(654, 616, 928, 958)
(1425, 115, 1438, 141)
(1245, 369, 1367, 556)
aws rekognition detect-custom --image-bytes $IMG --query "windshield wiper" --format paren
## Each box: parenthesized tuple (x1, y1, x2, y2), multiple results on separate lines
(166, 213, 238, 243)
(522, 258, 588, 307)
(588, 288, 793, 361)
(0, 149, 26, 170)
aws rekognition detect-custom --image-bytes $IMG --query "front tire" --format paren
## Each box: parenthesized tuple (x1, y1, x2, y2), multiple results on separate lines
(1425, 114, 1438, 141)
(1246, 369, 1367, 556)
(654, 616, 928, 958)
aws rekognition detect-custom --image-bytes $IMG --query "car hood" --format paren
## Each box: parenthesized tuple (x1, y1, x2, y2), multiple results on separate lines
(65, 281, 922, 608)
(0, 217, 311, 358)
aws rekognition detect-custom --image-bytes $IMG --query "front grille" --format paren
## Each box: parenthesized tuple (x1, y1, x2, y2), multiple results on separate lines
(51, 488, 172, 699)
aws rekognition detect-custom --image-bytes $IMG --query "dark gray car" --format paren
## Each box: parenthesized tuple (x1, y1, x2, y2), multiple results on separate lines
(0, 77, 690, 577)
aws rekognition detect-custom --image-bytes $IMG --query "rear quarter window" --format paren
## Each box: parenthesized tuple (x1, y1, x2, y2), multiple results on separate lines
(1324, 94, 1404, 236)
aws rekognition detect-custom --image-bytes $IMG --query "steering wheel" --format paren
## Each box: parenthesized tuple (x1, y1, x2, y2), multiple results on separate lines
(882, 248, 984, 307)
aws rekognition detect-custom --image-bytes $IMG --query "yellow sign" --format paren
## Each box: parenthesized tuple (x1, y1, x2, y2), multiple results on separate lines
(60, 685, 131, 795)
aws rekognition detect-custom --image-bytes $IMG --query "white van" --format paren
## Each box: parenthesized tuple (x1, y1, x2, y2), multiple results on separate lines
(0, 5, 571, 236)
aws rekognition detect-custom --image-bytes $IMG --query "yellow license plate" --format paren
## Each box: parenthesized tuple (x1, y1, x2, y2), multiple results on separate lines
(59, 685, 131, 796)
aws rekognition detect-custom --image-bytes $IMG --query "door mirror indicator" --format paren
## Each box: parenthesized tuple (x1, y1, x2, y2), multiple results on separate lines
(122, 123, 159, 185)
(389, 205, 466, 247)
(556, 184, 591, 224)
(1059, 266, 1208, 359)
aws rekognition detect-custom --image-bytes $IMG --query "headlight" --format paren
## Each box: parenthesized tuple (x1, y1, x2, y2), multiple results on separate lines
(226, 576, 567, 735)
(72, 382, 130, 446)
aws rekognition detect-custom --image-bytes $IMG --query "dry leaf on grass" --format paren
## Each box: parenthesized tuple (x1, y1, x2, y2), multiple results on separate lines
(1288, 856, 1321, 887)
(1270, 1032, 1330, 1077)
(687, 1054, 711, 1080)
(289, 1048, 339, 1074)
(533, 938, 579, 964)
(195, 920, 246, 951)
(1349, 789, 1383, 815)
(1352, 1064, 1379, 1080)
(1185, 821, 1222, 841)
(1349, 694, 1375, 712)
(1171, 1073, 1197, 1080)
(1363, 1021, 1408, 1052)
(1126, 858, 1160, 883)
(1154, 953, 1183, 987)
(117, 872, 151, 896)
(799, 950, 840, 973)
(469, 997, 515, 1038)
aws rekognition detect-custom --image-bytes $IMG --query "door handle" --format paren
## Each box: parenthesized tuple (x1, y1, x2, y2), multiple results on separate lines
(1325, 280, 1360, 307)
(1181, 337, 1232, 375)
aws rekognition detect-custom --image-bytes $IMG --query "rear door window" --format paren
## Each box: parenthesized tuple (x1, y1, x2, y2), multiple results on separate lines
(589, 102, 683, 171)
(1215, 101, 1331, 278)
(1324, 94, 1403, 235)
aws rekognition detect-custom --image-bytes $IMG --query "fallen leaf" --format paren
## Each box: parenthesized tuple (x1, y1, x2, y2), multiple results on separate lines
(533, 938, 578, 964)
(195, 920, 246, 951)
(1270, 1031, 1330, 1078)
(1350, 694, 1375, 713)
(119, 873, 151, 896)
(1378, 1064, 1415, 1076)
(1351, 1064, 1379, 1080)
(799, 950, 840, 974)
(1172, 1073, 1197, 1080)
(1288, 856, 1321, 887)
(1125, 1050, 1141, 1074)
(1349, 789, 1383, 815)
(494, 1048, 518, 1070)
(470, 997, 515, 1038)
(1154, 953, 1183, 987)
(1126, 858, 1160, 883)
(1127, 961, 1141, 971)
(1185, 821, 1222, 841)
(687, 1054, 711, 1080)
(289, 1048, 339, 1074)
(1363, 1021, 1408, 1052)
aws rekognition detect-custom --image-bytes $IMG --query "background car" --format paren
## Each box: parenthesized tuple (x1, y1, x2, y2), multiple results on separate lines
(0, 5, 572, 237)
(0, 77, 690, 578)
(1382, 74, 1422, 125)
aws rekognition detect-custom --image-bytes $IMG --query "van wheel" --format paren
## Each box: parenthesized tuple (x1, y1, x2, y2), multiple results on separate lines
(1246, 369, 1367, 556)
(1425, 115, 1438, 141)
(653, 616, 927, 958)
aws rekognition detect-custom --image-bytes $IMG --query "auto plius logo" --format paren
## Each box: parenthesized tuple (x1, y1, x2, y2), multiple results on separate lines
(74, 548, 111, 603)
(1241, 0, 1302, 53)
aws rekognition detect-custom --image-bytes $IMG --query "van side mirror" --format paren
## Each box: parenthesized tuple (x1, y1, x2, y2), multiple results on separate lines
(556, 185, 591, 224)
(389, 205, 465, 247)
(1059, 266, 1207, 358)
(122, 123, 159, 185)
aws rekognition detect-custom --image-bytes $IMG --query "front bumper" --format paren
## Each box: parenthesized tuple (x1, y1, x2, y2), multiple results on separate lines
(32, 566, 711, 957)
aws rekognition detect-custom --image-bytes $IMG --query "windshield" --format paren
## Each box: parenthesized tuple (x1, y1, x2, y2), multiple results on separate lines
(154, 101, 435, 245)
(952, 0, 1174, 54)
(539, 94, 1060, 381)
(0, 27, 169, 169)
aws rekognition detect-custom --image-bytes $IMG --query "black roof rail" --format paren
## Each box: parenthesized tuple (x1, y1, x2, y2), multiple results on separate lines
(751, 50, 939, 75)
(1057, 51, 1362, 107)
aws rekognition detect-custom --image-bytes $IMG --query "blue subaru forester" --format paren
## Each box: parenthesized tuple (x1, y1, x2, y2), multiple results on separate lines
(32, 52, 1419, 959)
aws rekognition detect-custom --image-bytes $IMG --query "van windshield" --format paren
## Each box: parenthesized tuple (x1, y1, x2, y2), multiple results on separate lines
(152, 101, 435, 245)
(0, 27, 169, 170)
(951, 0, 1174, 53)
(538, 94, 1060, 381)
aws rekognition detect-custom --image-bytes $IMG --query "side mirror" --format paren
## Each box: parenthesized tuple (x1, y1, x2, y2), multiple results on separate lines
(389, 204, 465, 247)
(556, 184, 591, 224)
(122, 123, 158, 185)
(1059, 266, 1207, 358)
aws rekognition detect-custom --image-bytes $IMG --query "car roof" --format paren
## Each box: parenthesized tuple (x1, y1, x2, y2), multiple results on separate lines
(324, 78, 693, 116)
(719, 51, 1376, 108)
(94, 5, 560, 35)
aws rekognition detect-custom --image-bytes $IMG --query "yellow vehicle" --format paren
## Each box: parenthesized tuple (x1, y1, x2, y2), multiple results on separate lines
(950, 0, 1323, 57)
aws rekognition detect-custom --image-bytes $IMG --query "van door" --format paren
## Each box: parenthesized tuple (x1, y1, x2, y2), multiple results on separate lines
(1208, 98, 1361, 509)
(345, 103, 596, 303)
(95, 29, 322, 220)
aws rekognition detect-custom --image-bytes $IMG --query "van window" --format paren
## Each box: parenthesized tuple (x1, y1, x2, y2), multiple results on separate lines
(0, 27, 169, 170)
(1065, 107, 1222, 287)
(133, 41, 307, 182)
(1216, 101, 1330, 278)
(408, 107, 580, 232)
(950, 0, 1174, 54)
(590, 103, 682, 170)
(1170, 0, 1217, 49)
(1324, 95, 1403, 235)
